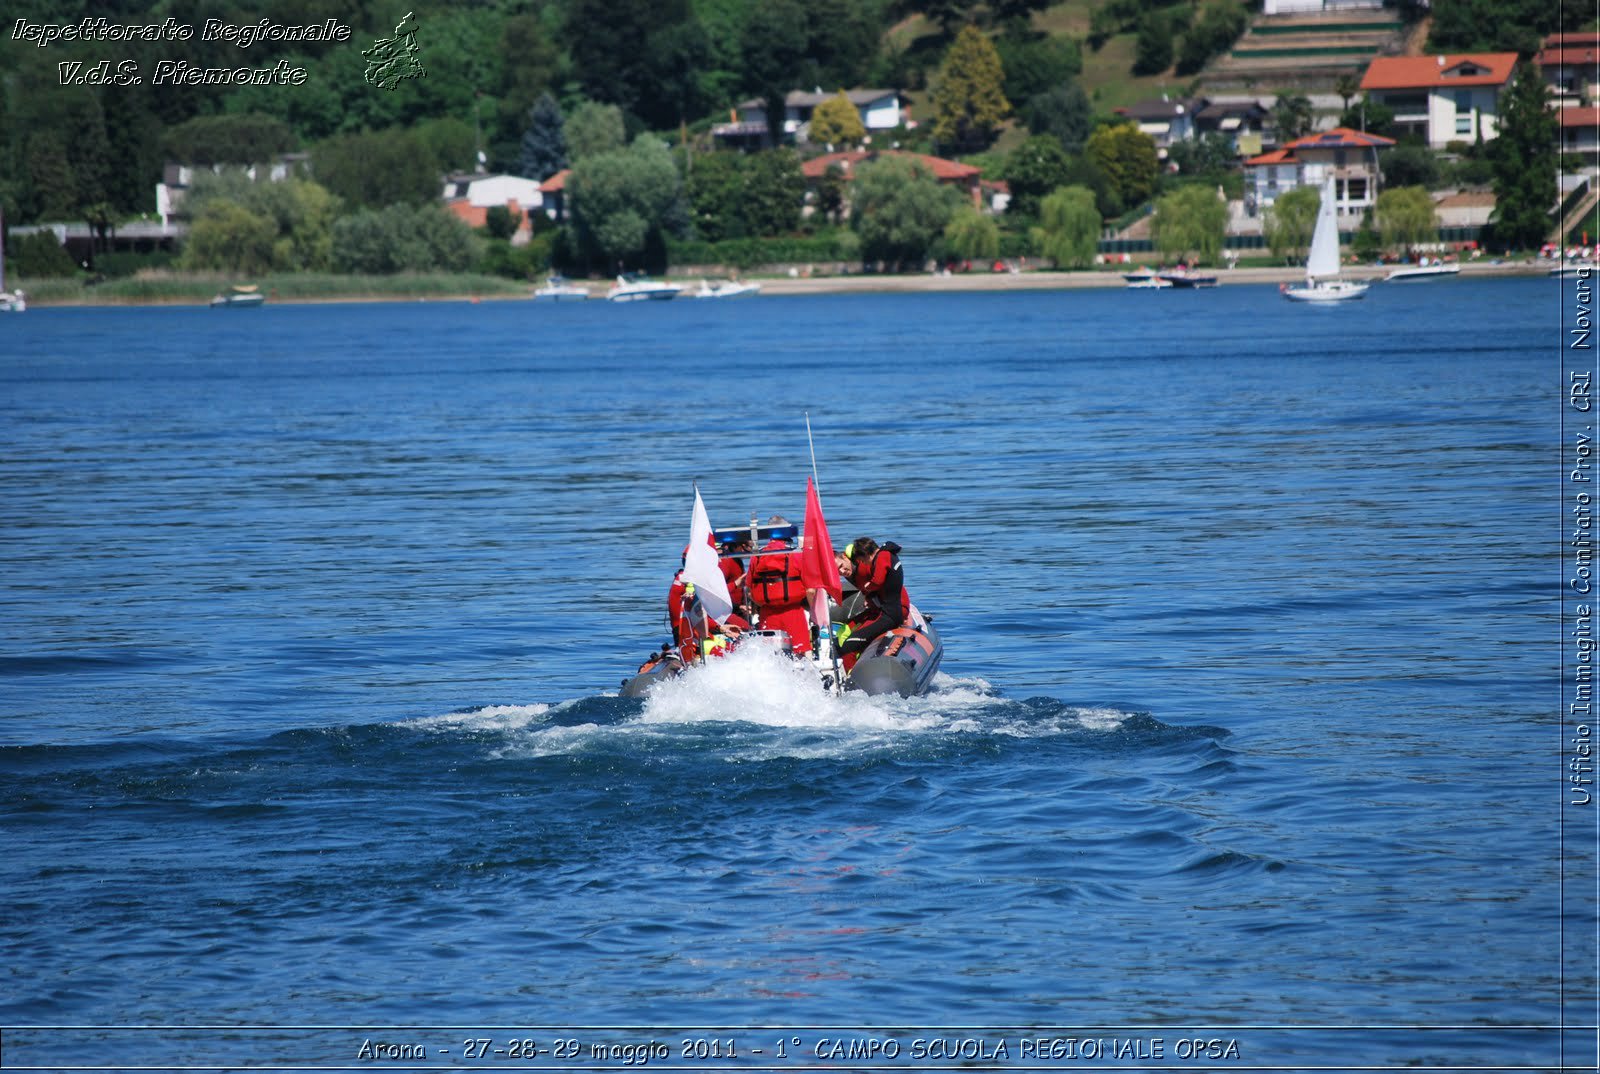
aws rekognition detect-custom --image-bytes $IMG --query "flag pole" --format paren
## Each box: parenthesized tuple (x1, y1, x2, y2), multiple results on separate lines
(805, 411, 821, 502)
(803, 414, 844, 693)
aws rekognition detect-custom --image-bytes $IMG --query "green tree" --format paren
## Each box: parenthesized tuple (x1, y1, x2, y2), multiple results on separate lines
(743, 149, 806, 236)
(815, 163, 848, 226)
(1026, 83, 1093, 152)
(311, 128, 439, 209)
(1152, 184, 1227, 265)
(1273, 93, 1315, 142)
(565, 100, 628, 163)
(162, 113, 296, 165)
(1175, 0, 1248, 77)
(1085, 122, 1159, 217)
(811, 93, 866, 148)
(1030, 184, 1100, 268)
(1133, 14, 1174, 76)
(995, 33, 1082, 106)
(1264, 184, 1321, 261)
(1005, 135, 1074, 220)
(10, 231, 78, 277)
(1340, 96, 1397, 139)
(685, 151, 748, 242)
(931, 26, 1011, 155)
(1489, 62, 1558, 251)
(1427, 0, 1554, 53)
(1380, 144, 1441, 190)
(332, 204, 481, 274)
(944, 207, 1000, 260)
(1375, 186, 1437, 253)
(520, 93, 568, 181)
(740, 0, 809, 146)
(569, 136, 684, 270)
(182, 202, 278, 275)
(851, 156, 964, 271)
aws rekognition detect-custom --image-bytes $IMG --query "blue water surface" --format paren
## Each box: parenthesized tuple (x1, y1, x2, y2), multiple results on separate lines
(0, 280, 1587, 1069)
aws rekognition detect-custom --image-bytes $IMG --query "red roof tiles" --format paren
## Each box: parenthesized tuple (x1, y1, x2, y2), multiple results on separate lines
(1360, 53, 1519, 91)
(800, 149, 979, 182)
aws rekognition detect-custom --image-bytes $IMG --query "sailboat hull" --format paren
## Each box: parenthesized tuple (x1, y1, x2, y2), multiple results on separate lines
(1284, 282, 1368, 302)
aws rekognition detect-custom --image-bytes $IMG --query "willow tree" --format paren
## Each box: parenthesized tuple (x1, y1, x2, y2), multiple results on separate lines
(1264, 185, 1321, 261)
(1030, 185, 1100, 268)
(1152, 184, 1227, 265)
(944, 207, 1000, 261)
(852, 156, 964, 271)
(931, 26, 1011, 154)
(1375, 186, 1438, 254)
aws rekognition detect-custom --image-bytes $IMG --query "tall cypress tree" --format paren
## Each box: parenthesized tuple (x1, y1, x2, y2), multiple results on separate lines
(931, 26, 1011, 154)
(1489, 62, 1557, 251)
(519, 94, 567, 181)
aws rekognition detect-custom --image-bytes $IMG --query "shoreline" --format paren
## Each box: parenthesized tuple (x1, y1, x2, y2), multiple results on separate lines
(17, 259, 1553, 307)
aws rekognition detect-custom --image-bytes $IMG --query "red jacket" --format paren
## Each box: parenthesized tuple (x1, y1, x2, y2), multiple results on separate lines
(748, 539, 806, 609)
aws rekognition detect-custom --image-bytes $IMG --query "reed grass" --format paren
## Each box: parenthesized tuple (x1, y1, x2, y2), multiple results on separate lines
(11, 272, 529, 305)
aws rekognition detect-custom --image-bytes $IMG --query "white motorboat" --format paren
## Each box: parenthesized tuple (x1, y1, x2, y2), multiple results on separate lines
(693, 279, 762, 298)
(1384, 261, 1460, 283)
(209, 285, 266, 308)
(1283, 177, 1368, 303)
(532, 275, 590, 300)
(1, 207, 25, 312)
(607, 274, 683, 302)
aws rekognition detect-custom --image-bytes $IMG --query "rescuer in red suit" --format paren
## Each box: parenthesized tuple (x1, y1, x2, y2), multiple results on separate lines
(838, 537, 907, 670)
(747, 519, 813, 656)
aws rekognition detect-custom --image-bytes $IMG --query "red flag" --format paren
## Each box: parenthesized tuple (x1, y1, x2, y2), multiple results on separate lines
(800, 476, 841, 602)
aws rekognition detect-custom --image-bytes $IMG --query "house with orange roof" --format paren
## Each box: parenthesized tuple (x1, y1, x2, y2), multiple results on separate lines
(800, 149, 985, 212)
(1560, 106, 1600, 160)
(539, 170, 570, 224)
(441, 173, 544, 242)
(1539, 33, 1600, 107)
(1359, 53, 1519, 148)
(1243, 127, 1394, 220)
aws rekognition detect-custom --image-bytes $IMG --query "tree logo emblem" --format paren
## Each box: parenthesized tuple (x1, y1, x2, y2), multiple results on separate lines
(363, 12, 426, 91)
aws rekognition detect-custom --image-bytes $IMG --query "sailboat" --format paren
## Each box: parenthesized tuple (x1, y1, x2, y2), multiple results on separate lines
(0, 207, 25, 313)
(1283, 176, 1368, 303)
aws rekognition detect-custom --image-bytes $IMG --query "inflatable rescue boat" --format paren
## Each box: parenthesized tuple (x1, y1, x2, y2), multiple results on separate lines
(620, 512, 942, 699)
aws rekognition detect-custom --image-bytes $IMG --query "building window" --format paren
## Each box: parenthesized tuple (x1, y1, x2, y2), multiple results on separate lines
(1455, 90, 1473, 136)
(1347, 176, 1368, 203)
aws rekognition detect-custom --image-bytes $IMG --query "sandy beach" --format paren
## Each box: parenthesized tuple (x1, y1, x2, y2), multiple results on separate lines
(748, 259, 1548, 296)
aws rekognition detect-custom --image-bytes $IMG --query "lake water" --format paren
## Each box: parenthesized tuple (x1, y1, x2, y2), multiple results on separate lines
(0, 279, 1591, 1070)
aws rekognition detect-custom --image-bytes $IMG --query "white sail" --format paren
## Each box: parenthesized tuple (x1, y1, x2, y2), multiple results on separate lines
(1305, 175, 1341, 282)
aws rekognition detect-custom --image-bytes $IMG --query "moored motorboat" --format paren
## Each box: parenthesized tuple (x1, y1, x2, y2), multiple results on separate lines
(210, 284, 266, 308)
(1158, 267, 1219, 288)
(1552, 261, 1598, 278)
(619, 484, 943, 700)
(0, 207, 25, 312)
(693, 278, 762, 298)
(533, 275, 590, 300)
(1384, 261, 1460, 283)
(1123, 266, 1170, 289)
(607, 274, 683, 302)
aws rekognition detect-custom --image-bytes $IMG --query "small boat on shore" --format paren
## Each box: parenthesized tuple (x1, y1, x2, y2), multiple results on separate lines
(1158, 267, 1219, 289)
(693, 278, 762, 298)
(0, 208, 25, 313)
(607, 274, 683, 302)
(620, 485, 943, 700)
(532, 275, 590, 301)
(1384, 261, 1460, 283)
(1123, 266, 1170, 289)
(1284, 177, 1368, 303)
(210, 285, 265, 308)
